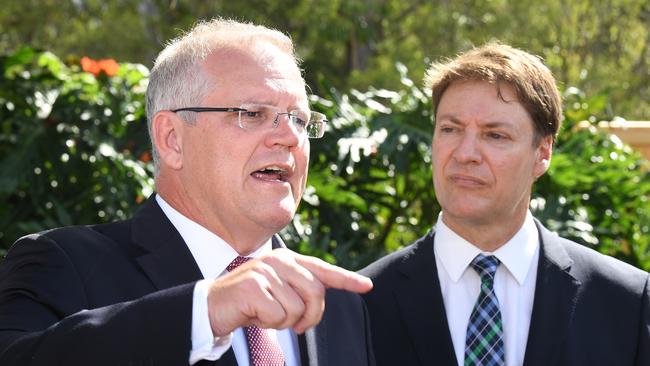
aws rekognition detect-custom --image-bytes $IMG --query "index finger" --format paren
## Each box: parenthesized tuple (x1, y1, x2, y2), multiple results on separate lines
(294, 254, 373, 294)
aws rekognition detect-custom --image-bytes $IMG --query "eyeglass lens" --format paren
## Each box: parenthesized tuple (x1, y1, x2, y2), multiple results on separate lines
(239, 104, 325, 138)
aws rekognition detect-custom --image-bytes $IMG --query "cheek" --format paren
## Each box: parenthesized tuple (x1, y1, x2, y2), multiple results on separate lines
(431, 141, 442, 167)
(182, 132, 211, 171)
(431, 144, 451, 177)
(186, 123, 221, 155)
(295, 146, 310, 192)
(430, 159, 445, 192)
(523, 149, 544, 179)
(296, 138, 310, 165)
(495, 155, 535, 190)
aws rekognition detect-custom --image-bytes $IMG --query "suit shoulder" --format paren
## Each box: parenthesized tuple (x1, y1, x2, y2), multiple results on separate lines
(359, 245, 414, 279)
(324, 288, 364, 310)
(559, 237, 649, 291)
(360, 231, 434, 280)
(13, 220, 131, 252)
(5, 219, 138, 274)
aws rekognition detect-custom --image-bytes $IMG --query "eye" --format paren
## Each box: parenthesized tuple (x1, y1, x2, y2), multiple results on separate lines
(437, 125, 457, 134)
(289, 110, 310, 128)
(292, 116, 308, 128)
(487, 132, 505, 139)
(239, 105, 270, 128)
(243, 110, 264, 119)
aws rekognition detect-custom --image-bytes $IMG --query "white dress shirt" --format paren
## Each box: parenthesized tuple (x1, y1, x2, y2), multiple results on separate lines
(155, 195, 301, 366)
(434, 211, 539, 366)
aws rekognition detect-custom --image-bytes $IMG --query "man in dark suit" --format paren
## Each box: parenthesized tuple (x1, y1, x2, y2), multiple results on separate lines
(0, 18, 375, 366)
(361, 42, 650, 366)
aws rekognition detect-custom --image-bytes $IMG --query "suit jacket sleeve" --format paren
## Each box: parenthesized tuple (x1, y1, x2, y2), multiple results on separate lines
(0, 233, 195, 366)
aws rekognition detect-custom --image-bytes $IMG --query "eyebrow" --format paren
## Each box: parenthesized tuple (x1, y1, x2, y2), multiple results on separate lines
(241, 100, 306, 111)
(436, 114, 462, 124)
(436, 114, 515, 129)
(240, 100, 274, 106)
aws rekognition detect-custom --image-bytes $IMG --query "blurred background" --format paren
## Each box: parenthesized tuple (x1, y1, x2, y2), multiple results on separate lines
(1, 0, 649, 270)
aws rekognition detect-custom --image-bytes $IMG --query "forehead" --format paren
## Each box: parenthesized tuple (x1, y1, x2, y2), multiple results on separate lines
(200, 44, 307, 107)
(436, 81, 532, 128)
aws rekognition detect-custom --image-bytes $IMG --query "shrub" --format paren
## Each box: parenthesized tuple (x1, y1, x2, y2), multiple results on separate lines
(2, 50, 649, 271)
(0, 48, 153, 255)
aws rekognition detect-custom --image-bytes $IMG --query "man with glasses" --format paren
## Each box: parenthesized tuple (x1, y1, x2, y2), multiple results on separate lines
(0, 18, 375, 365)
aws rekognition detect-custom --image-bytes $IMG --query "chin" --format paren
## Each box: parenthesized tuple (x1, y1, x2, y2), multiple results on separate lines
(259, 213, 294, 233)
(443, 204, 490, 222)
(263, 205, 296, 224)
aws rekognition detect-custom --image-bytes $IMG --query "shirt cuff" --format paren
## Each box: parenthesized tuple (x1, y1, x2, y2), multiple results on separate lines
(189, 279, 233, 365)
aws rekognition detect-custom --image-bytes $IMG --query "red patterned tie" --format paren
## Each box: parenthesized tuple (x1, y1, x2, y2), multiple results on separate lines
(226, 256, 286, 366)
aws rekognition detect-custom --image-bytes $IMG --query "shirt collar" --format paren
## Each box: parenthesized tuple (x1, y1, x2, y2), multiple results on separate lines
(156, 194, 272, 279)
(434, 211, 539, 285)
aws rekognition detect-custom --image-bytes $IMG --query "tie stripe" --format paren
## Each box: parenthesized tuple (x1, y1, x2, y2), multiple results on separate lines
(464, 254, 505, 366)
(227, 256, 286, 366)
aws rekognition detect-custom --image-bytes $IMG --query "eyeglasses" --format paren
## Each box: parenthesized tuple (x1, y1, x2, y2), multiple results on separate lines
(171, 103, 327, 138)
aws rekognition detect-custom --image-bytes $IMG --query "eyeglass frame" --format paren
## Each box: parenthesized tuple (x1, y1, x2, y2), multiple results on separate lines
(170, 105, 327, 139)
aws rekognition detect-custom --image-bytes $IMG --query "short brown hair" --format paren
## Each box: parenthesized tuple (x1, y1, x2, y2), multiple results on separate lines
(424, 42, 562, 144)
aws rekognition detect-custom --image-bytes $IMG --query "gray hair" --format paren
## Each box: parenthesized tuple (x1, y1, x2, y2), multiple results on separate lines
(145, 18, 300, 171)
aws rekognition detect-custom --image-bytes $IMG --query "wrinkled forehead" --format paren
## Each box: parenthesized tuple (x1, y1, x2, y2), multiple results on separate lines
(199, 44, 308, 109)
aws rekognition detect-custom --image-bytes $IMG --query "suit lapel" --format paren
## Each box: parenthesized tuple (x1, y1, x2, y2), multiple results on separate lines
(131, 207, 320, 366)
(131, 196, 204, 290)
(394, 231, 458, 366)
(523, 221, 581, 366)
(300, 328, 323, 366)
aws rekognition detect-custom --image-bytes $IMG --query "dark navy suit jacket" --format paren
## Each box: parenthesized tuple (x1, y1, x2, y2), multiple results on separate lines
(0, 197, 375, 366)
(361, 221, 650, 366)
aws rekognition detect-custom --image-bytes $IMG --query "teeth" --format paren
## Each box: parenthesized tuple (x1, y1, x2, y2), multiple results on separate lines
(261, 165, 286, 173)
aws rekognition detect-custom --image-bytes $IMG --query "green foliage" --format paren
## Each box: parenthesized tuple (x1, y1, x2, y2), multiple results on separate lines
(285, 65, 650, 270)
(283, 64, 438, 269)
(533, 88, 650, 270)
(1, 48, 649, 273)
(0, 48, 153, 254)
(1, 0, 649, 119)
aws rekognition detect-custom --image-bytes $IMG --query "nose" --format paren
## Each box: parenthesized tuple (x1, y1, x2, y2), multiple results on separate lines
(453, 132, 482, 164)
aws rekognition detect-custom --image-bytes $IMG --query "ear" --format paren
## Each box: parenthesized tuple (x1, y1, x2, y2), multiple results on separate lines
(533, 135, 553, 179)
(151, 111, 184, 170)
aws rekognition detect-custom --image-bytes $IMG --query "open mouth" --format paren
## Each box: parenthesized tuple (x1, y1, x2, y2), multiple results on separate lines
(251, 165, 289, 182)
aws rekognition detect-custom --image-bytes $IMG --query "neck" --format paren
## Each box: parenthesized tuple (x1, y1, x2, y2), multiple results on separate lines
(441, 210, 528, 252)
(155, 182, 271, 255)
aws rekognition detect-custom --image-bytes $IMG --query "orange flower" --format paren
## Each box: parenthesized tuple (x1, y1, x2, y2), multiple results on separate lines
(80, 56, 100, 75)
(138, 150, 152, 163)
(80, 56, 119, 77)
(97, 59, 119, 76)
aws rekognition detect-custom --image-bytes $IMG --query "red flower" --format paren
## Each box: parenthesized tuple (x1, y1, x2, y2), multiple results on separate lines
(81, 56, 119, 77)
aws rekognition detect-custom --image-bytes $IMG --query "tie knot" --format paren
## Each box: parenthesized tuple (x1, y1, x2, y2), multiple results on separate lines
(226, 256, 251, 272)
(470, 254, 500, 282)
